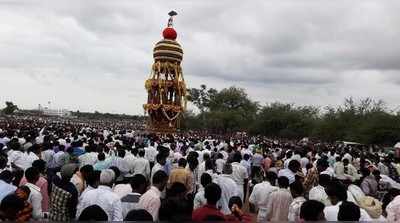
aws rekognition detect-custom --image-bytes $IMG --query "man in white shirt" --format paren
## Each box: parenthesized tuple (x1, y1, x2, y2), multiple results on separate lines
(132, 150, 151, 180)
(121, 174, 147, 218)
(249, 171, 278, 222)
(145, 142, 157, 168)
(24, 167, 46, 220)
(0, 170, 17, 202)
(138, 170, 168, 222)
(324, 181, 371, 221)
(151, 154, 167, 183)
(309, 174, 332, 206)
(214, 163, 240, 214)
(278, 160, 301, 185)
(77, 169, 123, 221)
(231, 152, 249, 200)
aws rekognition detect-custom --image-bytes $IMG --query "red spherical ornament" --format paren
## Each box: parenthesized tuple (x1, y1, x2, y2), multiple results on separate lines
(162, 27, 177, 40)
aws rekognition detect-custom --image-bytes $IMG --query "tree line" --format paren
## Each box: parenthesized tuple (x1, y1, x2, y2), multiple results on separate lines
(184, 85, 400, 146)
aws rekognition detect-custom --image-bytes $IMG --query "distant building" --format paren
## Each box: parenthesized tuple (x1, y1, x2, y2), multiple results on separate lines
(38, 104, 71, 117)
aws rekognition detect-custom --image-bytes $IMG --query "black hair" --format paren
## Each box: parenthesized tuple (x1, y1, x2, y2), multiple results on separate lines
(204, 183, 221, 205)
(265, 171, 278, 184)
(78, 205, 108, 221)
(98, 152, 105, 161)
(130, 174, 147, 190)
(200, 173, 212, 188)
(117, 149, 125, 158)
(318, 174, 331, 187)
(25, 167, 40, 183)
(243, 153, 250, 161)
(0, 194, 24, 219)
(32, 159, 46, 174)
(0, 170, 13, 183)
(338, 201, 361, 221)
(138, 149, 145, 157)
(325, 180, 347, 202)
(152, 170, 168, 185)
(86, 170, 101, 187)
(0, 156, 7, 169)
(290, 180, 304, 196)
(125, 209, 153, 221)
(109, 166, 121, 180)
(288, 160, 301, 172)
(168, 182, 187, 197)
(80, 165, 94, 175)
(277, 176, 289, 188)
(178, 158, 187, 167)
(300, 200, 325, 221)
(228, 196, 243, 209)
(232, 152, 242, 163)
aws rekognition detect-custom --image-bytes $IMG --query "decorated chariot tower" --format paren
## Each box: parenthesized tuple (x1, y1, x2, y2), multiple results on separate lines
(143, 11, 187, 132)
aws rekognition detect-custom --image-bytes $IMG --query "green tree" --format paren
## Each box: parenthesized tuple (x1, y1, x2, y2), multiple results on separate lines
(2, 101, 18, 115)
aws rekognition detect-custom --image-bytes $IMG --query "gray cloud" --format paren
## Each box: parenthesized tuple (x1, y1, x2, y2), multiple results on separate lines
(0, 0, 399, 114)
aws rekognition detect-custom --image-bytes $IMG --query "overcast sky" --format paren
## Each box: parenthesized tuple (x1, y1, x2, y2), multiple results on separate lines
(1, 0, 399, 115)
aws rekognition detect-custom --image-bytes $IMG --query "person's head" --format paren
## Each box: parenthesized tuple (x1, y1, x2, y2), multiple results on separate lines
(372, 169, 381, 182)
(318, 174, 331, 187)
(130, 174, 147, 194)
(316, 159, 329, 172)
(25, 167, 40, 184)
(288, 160, 301, 172)
(0, 170, 14, 184)
(15, 185, 30, 201)
(78, 205, 108, 221)
(32, 159, 46, 174)
(290, 180, 304, 198)
(338, 201, 361, 221)
(222, 163, 233, 175)
(361, 168, 371, 178)
(205, 159, 214, 171)
(325, 180, 347, 205)
(343, 158, 349, 166)
(0, 194, 24, 220)
(178, 158, 187, 168)
(168, 182, 187, 198)
(200, 173, 212, 188)
(86, 170, 101, 188)
(138, 149, 145, 157)
(97, 152, 105, 161)
(228, 196, 243, 210)
(156, 153, 166, 165)
(124, 209, 153, 222)
(300, 200, 325, 221)
(233, 152, 242, 163)
(99, 169, 115, 187)
(277, 176, 289, 188)
(217, 153, 223, 159)
(80, 165, 94, 181)
(152, 170, 168, 191)
(204, 183, 221, 205)
(203, 153, 210, 161)
(61, 163, 79, 181)
(109, 166, 121, 181)
(117, 149, 125, 158)
(243, 153, 250, 161)
(265, 171, 278, 185)
(0, 156, 7, 170)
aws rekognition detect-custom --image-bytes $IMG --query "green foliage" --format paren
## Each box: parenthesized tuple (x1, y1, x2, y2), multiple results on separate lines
(185, 85, 400, 145)
(2, 101, 18, 115)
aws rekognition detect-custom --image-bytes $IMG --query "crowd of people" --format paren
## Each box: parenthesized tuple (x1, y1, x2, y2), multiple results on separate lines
(0, 116, 400, 221)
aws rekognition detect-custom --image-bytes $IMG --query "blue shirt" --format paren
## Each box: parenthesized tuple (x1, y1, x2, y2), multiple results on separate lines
(0, 180, 17, 202)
